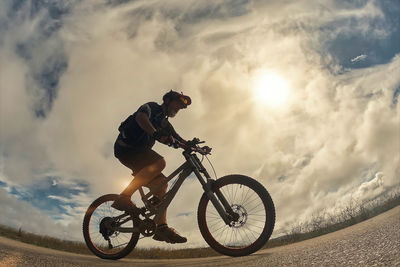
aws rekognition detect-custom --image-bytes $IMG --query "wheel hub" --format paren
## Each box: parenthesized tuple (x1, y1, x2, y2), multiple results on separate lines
(99, 217, 116, 239)
(230, 204, 248, 228)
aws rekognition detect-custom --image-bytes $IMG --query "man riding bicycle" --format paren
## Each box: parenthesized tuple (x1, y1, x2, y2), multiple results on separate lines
(112, 90, 191, 244)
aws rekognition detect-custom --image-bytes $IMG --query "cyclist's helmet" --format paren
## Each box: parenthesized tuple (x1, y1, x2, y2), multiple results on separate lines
(163, 90, 191, 109)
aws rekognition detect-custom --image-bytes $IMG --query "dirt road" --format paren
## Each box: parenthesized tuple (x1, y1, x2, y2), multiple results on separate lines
(0, 206, 399, 266)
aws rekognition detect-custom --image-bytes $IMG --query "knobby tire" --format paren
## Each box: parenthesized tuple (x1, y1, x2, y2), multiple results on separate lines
(197, 175, 275, 257)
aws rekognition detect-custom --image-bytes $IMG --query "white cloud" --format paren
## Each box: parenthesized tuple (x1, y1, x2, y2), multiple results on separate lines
(351, 54, 367, 62)
(48, 195, 71, 203)
(354, 172, 384, 200)
(0, 188, 83, 241)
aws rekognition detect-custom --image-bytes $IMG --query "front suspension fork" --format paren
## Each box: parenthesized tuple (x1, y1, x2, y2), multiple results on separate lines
(204, 180, 236, 225)
(190, 155, 236, 225)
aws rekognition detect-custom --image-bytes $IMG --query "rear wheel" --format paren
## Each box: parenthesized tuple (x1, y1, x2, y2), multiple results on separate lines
(197, 175, 275, 257)
(82, 194, 139, 260)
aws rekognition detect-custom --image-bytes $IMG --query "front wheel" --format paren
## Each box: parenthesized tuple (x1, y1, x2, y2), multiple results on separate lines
(197, 175, 275, 257)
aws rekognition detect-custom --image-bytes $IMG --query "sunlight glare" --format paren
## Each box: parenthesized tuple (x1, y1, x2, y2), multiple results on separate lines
(122, 179, 131, 189)
(253, 71, 291, 108)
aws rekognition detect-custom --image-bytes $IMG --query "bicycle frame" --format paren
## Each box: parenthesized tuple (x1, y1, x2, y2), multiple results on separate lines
(114, 150, 236, 233)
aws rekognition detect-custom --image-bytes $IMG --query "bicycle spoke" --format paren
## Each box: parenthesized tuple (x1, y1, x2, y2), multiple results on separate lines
(243, 226, 257, 242)
(221, 186, 231, 204)
(247, 213, 266, 216)
(242, 193, 261, 207)
(246, 220, 265, 227)
(213, 225, 226, 236)
(248, 218, 267, 223)
(113, 242, 129, 249)
(240, 186, 252, 207)
(236, 227, 248, 245)
(209, 219, 224, 230)
(246, 202, 264, 214)
(233, 184, 239, 204)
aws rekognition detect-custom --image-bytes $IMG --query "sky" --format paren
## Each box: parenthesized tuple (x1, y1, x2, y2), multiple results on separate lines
(0, 0, 399, 250)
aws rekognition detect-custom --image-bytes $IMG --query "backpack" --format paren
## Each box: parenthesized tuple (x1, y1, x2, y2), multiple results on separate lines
(118, 115, 135, 135)
(117, 114, 149, 146)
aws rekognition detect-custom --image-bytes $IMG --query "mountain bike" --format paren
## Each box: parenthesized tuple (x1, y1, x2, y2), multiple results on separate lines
(82, 138, 275, 259)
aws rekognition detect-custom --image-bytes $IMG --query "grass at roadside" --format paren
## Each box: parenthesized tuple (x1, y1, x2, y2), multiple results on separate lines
(1, 188, 399, 259)
(265, 188, 400, 248)
(0, 224, 91, 254)
(0, 224, 220, 259)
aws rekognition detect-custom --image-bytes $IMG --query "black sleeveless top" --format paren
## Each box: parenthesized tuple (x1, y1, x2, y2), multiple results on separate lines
(117, 102, 183, 149)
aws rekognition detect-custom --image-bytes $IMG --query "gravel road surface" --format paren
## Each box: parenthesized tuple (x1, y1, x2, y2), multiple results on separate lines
(0, 206, 399, 267)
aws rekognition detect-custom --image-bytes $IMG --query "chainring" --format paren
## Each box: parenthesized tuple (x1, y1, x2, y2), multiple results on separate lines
(139, 218, 156, 237)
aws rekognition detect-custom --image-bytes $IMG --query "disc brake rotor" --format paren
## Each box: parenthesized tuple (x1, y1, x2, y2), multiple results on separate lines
(230, 204, 248, 228)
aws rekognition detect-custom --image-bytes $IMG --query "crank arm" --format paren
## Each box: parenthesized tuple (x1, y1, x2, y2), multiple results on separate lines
(114, 227, 141, 233)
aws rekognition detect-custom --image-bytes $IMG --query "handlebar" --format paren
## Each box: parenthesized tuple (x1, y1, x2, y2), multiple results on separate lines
(169, 137, 212, 155)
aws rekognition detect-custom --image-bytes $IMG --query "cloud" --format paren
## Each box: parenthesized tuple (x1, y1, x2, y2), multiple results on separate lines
(353, 172, 384, 200)
(1, 0, 399, 248)
(351, 54, 367, 62)
(0, 187, 83, 240)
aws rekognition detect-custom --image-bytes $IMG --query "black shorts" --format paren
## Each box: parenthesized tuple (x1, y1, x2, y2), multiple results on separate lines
(114, 139, 163, 175)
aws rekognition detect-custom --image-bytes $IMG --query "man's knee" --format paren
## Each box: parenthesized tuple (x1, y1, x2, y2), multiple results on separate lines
(151, 158, 166, 173)
(139, 158, 166, 176)
(157, 158, 166, 171)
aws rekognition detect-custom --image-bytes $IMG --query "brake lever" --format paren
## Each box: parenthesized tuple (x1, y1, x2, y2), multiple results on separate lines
(172, 142, 180, 149)
(198, 146, 212, 155)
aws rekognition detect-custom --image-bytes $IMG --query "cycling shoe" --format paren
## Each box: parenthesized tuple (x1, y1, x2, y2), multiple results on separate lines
(152, 224, 187, 244)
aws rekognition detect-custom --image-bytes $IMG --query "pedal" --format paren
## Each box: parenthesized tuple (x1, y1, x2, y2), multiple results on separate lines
(140, 207, 147, 216)
(149, 196, 161, 206)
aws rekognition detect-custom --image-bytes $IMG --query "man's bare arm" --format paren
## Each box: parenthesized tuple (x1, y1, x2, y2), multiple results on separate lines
(135, 112, 156, 135)
(168, 122, 186, 144)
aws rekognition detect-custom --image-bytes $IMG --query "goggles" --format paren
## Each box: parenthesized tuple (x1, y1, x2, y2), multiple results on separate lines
(180, 96, 189, 105)
(177, 93, 191, 108)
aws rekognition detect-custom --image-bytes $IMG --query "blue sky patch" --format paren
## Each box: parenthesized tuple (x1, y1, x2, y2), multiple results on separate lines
(0, 177, 89, 218)
(177, 212, 192, 217)
(8, 0, 70, 118)
(277, 175, 287, 183)
(10, 0, 72, 20)
(326, 0, 400, 70)
(393, 87, 400, 106)
(34, 58, 68, 118)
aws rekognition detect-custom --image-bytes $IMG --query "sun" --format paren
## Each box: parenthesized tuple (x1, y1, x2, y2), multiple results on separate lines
(253, 71, 291, 108)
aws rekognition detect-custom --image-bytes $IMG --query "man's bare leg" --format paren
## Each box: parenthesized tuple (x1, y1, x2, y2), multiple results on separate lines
(149, 174, 187, 243)
(146, 174, 168, 225)
(117, 159, 186, 243)
(120, 158, 166, 196)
